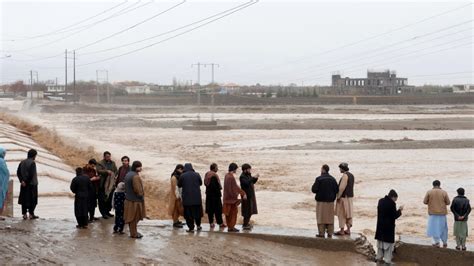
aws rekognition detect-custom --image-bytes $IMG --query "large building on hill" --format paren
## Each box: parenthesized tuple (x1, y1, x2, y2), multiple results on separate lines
(331, 69, 415, 94)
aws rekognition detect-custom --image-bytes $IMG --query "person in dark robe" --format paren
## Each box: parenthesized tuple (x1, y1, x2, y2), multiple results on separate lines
(240, 163, 259, 230)
(83, 159, 100, 222)
(17, 149, 39, 220)
(115, 156, 131, 187)
(70, 167, 92, 229)
(178, 163, 203, 233)
(375, 189, 403, 264)
(113, 182, 126, 234)
(312, 164, 339, 238)
(205, 163, 226, 229)
(97, 151, 117, 219)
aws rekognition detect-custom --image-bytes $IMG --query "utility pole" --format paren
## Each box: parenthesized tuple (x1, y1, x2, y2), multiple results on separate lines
(106, 70, 110, 104)
(30, 70, 33, 100)
(96, 70, 100, 104)
(191, 63, 202, 121)
(209, 63, 219, 122)
(65, 49, 68, 102)
(73, 50, 76, 103)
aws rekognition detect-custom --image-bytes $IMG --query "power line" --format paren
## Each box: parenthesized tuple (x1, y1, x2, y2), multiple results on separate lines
(4, 1, 151, 53)
(75, 0, 186, 51)
(1, 1, 128, 42)
(79, 0, 255, 56)
(287, 22, 473, 79)
(291, 40, 473, 85)
(227, 2, 473, 80)
(77, 0, 259, 67)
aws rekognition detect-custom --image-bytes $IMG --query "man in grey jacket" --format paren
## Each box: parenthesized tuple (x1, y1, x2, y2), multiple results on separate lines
(178, 163, 203, 232)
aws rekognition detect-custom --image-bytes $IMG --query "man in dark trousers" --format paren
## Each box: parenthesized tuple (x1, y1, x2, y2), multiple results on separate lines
(240, 163, 259, 230)
(312, 164, 339, 238)
(96, 151, 117, 219)
(178, 163, 203, 233)
(70, 167, 93, 229)
(204, 163, 225, 229)
(375, 189, 403, 264)
(17, 149, 39, 220)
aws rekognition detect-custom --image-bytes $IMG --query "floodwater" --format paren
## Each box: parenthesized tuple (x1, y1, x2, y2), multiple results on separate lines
(4, 103, 474, 247)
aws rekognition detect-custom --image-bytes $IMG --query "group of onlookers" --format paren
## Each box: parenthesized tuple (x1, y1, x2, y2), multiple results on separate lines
(311, 164, 471, 265)
(0, 147, 471, 265)
(168, 162, 259, 233)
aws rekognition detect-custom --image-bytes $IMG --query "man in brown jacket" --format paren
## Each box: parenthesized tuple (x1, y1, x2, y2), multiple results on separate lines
(424, 180, 450, 248)
(223, 163, 246, 232)
(124, 161, 146, 239)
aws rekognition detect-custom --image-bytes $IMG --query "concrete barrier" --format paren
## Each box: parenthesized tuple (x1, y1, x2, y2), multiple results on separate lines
(395, 242, 474, 266)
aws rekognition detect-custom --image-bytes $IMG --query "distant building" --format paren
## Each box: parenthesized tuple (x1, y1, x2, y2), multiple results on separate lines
(124, 85, 151, 95)
(26, 91, 44, 99)
(331, 69, 415, 94)
(46, 85, 66, 93)
(452, 84, 474, 93)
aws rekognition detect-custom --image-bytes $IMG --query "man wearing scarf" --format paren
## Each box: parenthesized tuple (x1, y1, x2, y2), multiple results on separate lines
(240, 163, 259, 230)
(17, 149, 39, 220)
(96, 151, 117, 219)
(83, 159, 100, 222)
(335, 162, 355, 236)
(223, 163, 246, 232)
(115, 156, 131, 187)
(205, 163, 225, 229)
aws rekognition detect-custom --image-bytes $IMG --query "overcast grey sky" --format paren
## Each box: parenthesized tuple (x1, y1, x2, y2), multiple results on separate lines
(1, 0, 472, 86)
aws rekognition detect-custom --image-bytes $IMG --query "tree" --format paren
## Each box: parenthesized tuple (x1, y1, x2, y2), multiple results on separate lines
(10, 80, 27, 96)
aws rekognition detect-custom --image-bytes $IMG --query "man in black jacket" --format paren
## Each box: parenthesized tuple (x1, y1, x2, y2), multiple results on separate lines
(450, 187, 471, 251)
(311, 164, 338, 238)
(70, 167, 93, 229)
(375, 189, 403, 264)
(240, 163, 259, 230)
(178, 163, 203, 232)
(17, 149, 39, 220)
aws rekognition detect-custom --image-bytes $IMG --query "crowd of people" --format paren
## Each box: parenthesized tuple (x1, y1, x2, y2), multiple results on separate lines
(311, 164, 471, 264)
(0, 147, 471, 264)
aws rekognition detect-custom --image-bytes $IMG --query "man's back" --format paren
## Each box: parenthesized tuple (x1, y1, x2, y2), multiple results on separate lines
(424, 188, 450, 215)
(180, 170, 202, 206)
(313, 174, 339, 202)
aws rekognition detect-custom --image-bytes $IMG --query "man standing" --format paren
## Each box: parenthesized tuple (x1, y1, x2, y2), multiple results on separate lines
(335, 162, 354, 236)
(450, 187, 471, 251)
(205, 163, 225, 229)
(312, 164, 339, 238)
(178, 163, 203, 233)
(70, 167, 93, 229)
(124, 161, 146, 239)
(17, 149, 39, 220)
(375, 189, 403, 264)
(223, 163, 246, 232)
(240, 163, 259, 230)
(97, 151, 117, 219)
(424, 180, 450, 248)
(115, 156, 131, 187)
(83, 159, 100, 222)
(0, 147, 9, 220)
(169, 164, 184, 228)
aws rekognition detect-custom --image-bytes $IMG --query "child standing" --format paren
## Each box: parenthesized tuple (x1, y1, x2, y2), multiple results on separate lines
(113, 182, 126, 234)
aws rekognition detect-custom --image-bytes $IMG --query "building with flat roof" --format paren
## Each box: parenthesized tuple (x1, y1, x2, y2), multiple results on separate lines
(331, 69, 415, 94)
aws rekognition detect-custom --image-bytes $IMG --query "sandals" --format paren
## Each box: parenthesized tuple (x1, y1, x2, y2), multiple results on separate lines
(334, 231, 345, 236)
(29, 215, 39, 220)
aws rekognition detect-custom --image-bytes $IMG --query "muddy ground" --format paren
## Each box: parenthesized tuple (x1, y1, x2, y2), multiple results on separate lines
(0, 218, 373, 265)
